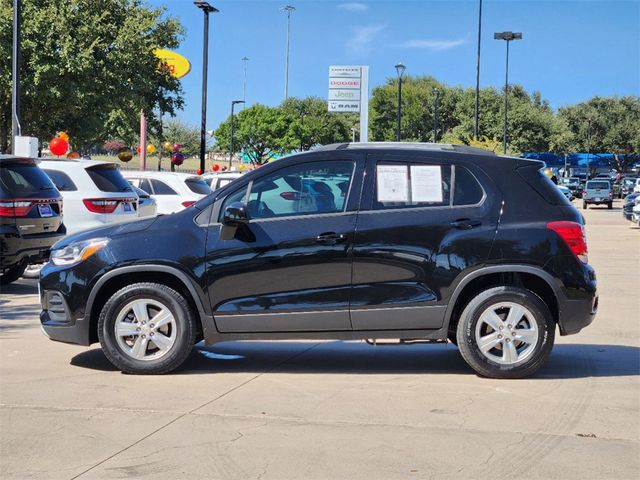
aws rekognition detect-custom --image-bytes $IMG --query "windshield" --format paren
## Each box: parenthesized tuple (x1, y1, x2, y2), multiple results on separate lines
(586, 181, 610, 189)
(87, 165, 133, 193)
(1, 162, 57, 196)
(185, 178, 212, 195)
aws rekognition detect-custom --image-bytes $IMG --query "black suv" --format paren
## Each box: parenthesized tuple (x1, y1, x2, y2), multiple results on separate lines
(39, 143, 597, 378)
(1, 156, 65, 285)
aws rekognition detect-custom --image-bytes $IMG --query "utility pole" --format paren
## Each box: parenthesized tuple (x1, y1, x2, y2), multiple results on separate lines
(433, 88, 440, 143)
(473, 0, 483, 140)
(229, 100, 245, 167)
(395, 63, 406, 142)
(494, 31, 522, 154)
(11, 0, 22, 153)
(282, 5, 295, 100)
(241, 56, 249, 106)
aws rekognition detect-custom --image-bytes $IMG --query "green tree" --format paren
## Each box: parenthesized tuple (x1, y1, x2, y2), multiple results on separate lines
(0, 0, 184, 153)
(214, 104, 295, 165)
(152, 119, 201, 158)
(558, 96, 640, 172)
(281, 96, 353, 150)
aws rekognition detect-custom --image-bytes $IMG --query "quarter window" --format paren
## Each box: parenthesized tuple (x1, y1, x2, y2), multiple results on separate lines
(221, 161, 354, 220)
(43, 169, 77, 192)
(453, 166, 484, 205)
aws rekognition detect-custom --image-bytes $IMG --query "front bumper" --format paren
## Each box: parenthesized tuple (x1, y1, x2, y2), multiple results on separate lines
(40, 289, 91, 345)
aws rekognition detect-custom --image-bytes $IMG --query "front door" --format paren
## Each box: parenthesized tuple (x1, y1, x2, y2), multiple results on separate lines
(350, 154, 500, 331)
(205, 157, 362, 333)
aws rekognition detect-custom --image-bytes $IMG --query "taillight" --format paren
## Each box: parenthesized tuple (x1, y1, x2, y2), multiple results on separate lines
(181, 201, 196, 208)
(83, 198, 119, 214)
(0, 200, 34, 217)
(280, 191, 300, 201)
(547, 221, 588, 263)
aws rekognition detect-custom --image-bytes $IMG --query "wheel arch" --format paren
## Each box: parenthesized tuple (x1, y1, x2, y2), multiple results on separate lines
(86, 265, 210, 344)
(445, 265, 561, 336)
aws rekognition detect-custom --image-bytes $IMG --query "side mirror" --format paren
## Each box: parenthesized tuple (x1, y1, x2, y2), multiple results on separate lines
(222, 202, 250, 227)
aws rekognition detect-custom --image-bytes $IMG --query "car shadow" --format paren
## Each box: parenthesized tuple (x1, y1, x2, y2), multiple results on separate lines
(70, 341, 640, 379)
(0, 279, 38, 296)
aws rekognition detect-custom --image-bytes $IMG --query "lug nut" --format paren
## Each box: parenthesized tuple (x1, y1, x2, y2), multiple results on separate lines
(512, 332, 516, 336)
(150, 332, 154, 336)
(141, 334, 146, 339)
(498, 334, 503, 339)
(150, 324, 154, 328)
(136, 327, 141, 332)
(508, 324, 512, 329)
(506, 338, 511, 342)
(499, 326, 503, 330)
(142, 321, 146, 325)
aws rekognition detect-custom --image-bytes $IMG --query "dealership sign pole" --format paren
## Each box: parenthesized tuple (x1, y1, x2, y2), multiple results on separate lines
(328, 66, 369, 142)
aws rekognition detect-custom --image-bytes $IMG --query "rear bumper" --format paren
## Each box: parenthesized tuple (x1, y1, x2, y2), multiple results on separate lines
(557, 292, 598, 335)
(1, 227, 65, 269)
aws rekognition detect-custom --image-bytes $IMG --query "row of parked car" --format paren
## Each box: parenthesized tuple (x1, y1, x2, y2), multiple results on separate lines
(556, 173, 640, 210)
(0, 155, 244, 284)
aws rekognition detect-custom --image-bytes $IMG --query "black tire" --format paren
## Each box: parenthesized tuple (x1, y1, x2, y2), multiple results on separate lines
(98, 282, 197, 374)
(582, 201, 587, 210)
(608, 202, 613, 209)
(456, 286, 555, 379)
(0, 263, 27, 285)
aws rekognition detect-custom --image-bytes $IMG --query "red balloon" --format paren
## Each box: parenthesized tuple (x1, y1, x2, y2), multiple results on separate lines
(212, 164, 220, 172)
(49, 137, 69, 156)
(171, 152, 185, 166)
(136, 146, 141, 154)
(172, 143, 181, 152)
(196, 168, 202, 175)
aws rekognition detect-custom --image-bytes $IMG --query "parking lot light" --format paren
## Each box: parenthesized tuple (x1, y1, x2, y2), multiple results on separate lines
(395, 63, 406, 142)
(194, 1, 219, 175)
(229, 100, 245, 167)
(494, 31, 522, 154)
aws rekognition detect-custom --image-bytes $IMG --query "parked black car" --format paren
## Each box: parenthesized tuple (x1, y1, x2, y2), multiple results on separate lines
(39, 143, 598, 378)
(1, 155, 65, 285)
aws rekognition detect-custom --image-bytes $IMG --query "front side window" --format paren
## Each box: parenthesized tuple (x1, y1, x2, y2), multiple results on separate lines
(221, 161, 354, 220)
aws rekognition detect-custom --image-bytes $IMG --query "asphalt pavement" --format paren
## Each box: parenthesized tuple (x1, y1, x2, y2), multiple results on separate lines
(1, 202, 638, 479)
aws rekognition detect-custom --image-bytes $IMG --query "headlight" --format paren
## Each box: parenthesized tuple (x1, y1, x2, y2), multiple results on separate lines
(50, 238, 109, 266)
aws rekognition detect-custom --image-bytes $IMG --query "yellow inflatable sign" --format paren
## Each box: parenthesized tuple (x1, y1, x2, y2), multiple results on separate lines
(154, 48, 191, 79)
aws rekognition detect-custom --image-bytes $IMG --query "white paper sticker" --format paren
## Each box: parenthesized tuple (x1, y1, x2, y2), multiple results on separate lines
(410, 165, 443, 202)
(377, 165, 409, 202)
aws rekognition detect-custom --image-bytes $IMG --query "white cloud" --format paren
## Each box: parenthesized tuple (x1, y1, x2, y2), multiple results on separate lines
(394, 38, 468, 51)
(349, 24, 385, 55)
(338, 2, 369, 12)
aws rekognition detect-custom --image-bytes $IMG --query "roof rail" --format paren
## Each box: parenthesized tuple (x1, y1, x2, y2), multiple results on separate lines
(313, 142, 496, 155)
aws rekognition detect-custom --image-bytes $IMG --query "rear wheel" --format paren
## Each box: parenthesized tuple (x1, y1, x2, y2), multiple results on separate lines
(98, 282, 197, 374)
(456, 286, 555, 379)
(0, 263, 27, 285)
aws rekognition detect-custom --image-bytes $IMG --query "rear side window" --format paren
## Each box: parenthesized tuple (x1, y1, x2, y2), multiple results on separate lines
(586, 181, 610, 190)
(150, 179, 177, 195)
(86, 165, 132, 193)
(0, 162, 56, 196)
(185, 178, 212, 195)
(375, 163, 452, 209)
(43, 169, 77, 191)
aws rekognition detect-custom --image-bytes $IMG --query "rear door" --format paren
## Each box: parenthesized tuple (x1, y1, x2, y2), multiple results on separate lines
(204, 155, 363, 333)
(350, 153, 501, 331)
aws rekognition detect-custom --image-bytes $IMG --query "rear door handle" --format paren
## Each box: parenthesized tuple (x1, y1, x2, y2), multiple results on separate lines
(316, 232, 347, 244)
(450, 219, 482, 230)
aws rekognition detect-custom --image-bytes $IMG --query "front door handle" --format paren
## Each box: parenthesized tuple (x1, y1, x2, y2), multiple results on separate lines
(450, 219, 482, 230)
(316, 232, 347, 244)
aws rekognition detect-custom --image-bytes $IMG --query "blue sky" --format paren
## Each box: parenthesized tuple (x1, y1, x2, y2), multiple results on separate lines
(149, 0, 640, 131)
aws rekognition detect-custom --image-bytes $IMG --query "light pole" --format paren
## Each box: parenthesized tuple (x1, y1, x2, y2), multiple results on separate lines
(241, 56, 249, 105)
(432, 88, 440, 143)
(473, 0, 483, 140)
(11, 0, 21, 153)
(494, 31, 522, 154)
(282, 5, 295, 100)
(586, 118, 592, 178)
(395, 63, 406, 142)
(195, 1, 219, 174)
(229, 100, 245, 167)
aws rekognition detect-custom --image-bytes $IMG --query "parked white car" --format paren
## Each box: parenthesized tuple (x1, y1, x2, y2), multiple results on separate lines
(122, 171, 211, 214)
(38, 159, 138, 235)
(634, 178, 640, 193)
(201, 171, 244, 191)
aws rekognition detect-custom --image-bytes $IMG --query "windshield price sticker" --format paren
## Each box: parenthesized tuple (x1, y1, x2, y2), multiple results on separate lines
(377, 165, 409, 202)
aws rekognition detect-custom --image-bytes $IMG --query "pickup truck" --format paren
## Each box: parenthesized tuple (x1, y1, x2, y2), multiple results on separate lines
(583, 180, 613, 209)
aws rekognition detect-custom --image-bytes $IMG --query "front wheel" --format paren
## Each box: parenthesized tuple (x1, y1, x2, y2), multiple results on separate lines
(456, 286, 555, 379)
(98, 282, 197, 374)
